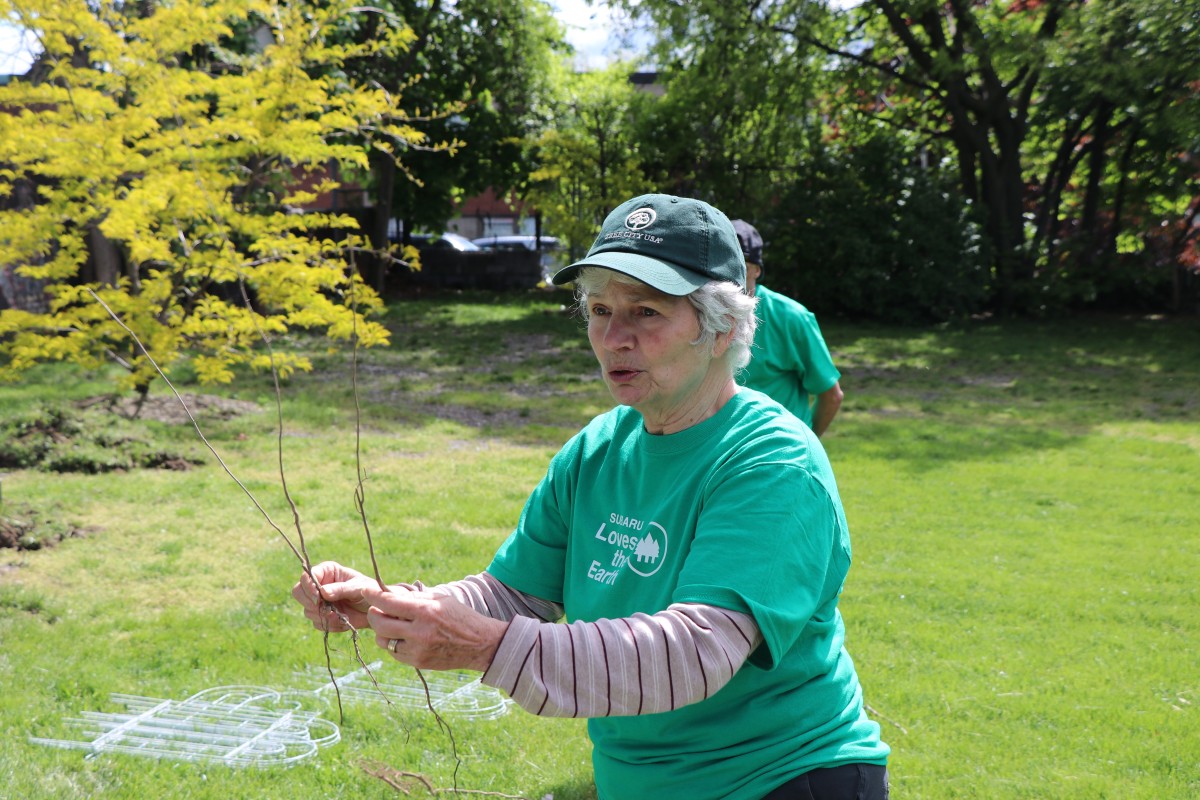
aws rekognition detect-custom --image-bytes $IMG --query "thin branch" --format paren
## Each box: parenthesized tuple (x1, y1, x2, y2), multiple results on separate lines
(347, 260, 386, 592)
(236, 279, 311, 568)
(360, 760, 534, 799)
(90, 285, 366, 722)
(346, 252, 461, 790)
(865, 702, 909, 736)
(88, 288, 306, 566)
(232, 277, 351, 719)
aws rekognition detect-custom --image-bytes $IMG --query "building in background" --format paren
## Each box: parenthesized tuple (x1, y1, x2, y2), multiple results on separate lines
(448, 187, 541, 240)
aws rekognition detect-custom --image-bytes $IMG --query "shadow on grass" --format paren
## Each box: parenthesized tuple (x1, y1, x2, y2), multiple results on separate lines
(836, 415, 1080, 472)
(272, 291, 607, 443)
(192, 301, 1200, 460)
(830, 313, 1199, 425)
(798, 312, 1197, 470)
(10, 296, 1195, 459)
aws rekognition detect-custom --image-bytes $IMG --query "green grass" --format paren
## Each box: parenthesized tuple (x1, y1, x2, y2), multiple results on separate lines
(1, 295, 1198, 799)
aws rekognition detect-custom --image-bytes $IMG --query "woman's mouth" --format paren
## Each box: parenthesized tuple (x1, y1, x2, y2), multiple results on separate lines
(608, 368, 640, 383)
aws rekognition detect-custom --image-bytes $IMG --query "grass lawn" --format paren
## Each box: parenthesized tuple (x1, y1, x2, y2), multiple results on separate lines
(1, 291, 1197, 799)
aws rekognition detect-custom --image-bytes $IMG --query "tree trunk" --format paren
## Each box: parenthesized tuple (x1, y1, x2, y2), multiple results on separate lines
(88, 224, 123, 288)
(947, 108, 1028, 313)
(369, 151, 396, 293)
(0, 179, 51, 312)
(0, 265, 50, 313)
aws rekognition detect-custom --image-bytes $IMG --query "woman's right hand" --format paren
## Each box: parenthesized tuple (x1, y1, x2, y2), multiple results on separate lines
(291, 561, 379, 632)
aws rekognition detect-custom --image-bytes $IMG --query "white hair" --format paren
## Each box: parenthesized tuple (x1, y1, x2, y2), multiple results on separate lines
(573, 268, 758, 370)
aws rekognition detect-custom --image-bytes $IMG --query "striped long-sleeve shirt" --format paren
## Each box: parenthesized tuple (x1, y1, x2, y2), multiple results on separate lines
(428, 572, 762, 718)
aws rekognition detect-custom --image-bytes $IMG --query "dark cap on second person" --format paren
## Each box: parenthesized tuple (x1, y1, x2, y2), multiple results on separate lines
(552, 194, 746, 295)
(731, 219, 764, 277)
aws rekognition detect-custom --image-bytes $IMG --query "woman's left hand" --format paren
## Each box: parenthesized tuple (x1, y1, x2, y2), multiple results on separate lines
(363, 586, 510, 672)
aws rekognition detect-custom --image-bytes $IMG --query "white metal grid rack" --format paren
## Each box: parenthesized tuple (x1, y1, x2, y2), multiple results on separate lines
(30, 662, 511, 768)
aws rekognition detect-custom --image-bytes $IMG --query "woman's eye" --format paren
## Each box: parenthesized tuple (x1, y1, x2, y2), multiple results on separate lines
(590, 305, 609, 316)
(639, 307, 659, 317)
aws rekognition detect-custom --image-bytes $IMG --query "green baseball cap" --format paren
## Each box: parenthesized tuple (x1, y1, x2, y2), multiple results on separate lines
(552, 194, 747, 295)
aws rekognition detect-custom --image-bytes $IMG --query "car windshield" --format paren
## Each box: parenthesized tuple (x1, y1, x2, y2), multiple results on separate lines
(434, 233, 481, 251)
(406, 232, 480, 251)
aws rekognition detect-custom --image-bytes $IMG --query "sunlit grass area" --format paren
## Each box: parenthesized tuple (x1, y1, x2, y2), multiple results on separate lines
(2, 294, 1198, 799)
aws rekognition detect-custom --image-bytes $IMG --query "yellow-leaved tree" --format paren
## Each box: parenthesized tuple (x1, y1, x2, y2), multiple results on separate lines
(0, 0, 433, 397)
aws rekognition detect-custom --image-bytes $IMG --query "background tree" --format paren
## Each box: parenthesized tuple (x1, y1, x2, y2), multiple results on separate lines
(613, 0, 1200, 316)
(340, 0, 566, 254)
(609, 0, 987, 319)
(524, 63, 659, 260)
(626, 0, 828, 214)
(771, 131, 991, 322)
(0, 0, 422, 399)
(1026, 0, 1200, 310)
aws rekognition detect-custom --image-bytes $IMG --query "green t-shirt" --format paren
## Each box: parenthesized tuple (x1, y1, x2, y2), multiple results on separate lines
(739, 284, 841, 427)
(487, 389, 888, 800)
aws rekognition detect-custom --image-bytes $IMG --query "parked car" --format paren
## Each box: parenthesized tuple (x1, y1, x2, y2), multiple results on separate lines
(471, 235, 565, 283)
(470, 234, 560, 252)
(404, 232, 481, 252)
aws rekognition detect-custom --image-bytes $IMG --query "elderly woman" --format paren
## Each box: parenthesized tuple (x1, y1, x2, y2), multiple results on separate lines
(292, 194, 889, 800)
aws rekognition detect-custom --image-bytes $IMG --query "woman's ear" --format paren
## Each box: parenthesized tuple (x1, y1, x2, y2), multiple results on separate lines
(711, 318, 735, 359)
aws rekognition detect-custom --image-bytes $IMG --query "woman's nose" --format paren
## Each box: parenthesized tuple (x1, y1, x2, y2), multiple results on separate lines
(601, 315, 634, 351)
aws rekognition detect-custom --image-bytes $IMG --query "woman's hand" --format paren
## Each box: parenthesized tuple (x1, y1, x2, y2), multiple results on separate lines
(363, 586, 510, 672)
(291, 561, 382, 632)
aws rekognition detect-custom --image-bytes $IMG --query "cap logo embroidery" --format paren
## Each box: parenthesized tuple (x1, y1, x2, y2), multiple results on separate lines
(604, 205, 664, 245)
(624, 207, 657, 231)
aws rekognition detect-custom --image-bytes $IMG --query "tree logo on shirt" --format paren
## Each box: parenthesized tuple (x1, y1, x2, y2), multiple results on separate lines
(627, 522, 666, 577)
(589, 517, 668, 584)
(633, 534, 660, 563)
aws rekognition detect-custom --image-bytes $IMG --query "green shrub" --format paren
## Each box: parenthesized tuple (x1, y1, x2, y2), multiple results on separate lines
(766, 134, 992, 322)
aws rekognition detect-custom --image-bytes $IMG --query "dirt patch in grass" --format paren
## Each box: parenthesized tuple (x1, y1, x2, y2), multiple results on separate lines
(80, 393, 262, 424)
(0, 503, 89, 552)
(0, 400, 235, 473)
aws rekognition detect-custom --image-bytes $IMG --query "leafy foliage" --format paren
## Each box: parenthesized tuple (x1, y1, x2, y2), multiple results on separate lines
(606, 0, 995, 319)
(769, 133, 991, 322)
(611, 0, 1200, 316)
(525, 64, 659, 260)
(0, 0, 411, 394)
(628, 0, 831, 214)
(342, 0, 568, 242)
(830, 0, 1200, 311)
(1027, 0, 1200, 310)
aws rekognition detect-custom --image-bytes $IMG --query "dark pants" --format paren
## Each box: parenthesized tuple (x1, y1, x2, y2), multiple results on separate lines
(761, 764, 888, 800)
